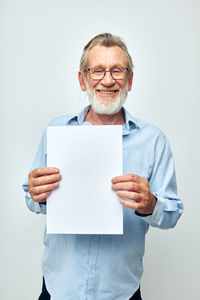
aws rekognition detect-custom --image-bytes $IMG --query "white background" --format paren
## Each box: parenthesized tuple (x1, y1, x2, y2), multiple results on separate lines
(1, 0, 200, 299)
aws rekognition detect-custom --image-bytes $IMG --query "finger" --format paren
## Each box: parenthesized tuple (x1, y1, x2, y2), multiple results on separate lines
(32, 173, 62, 187)
(116, 190, 141, 202)
(31, 182, 59, 195)
(32, 192, 51, 202)
(112, 174, 139, 184)
(112, 181, 140, 192)
(119, 199, 141, 211)
(31, 167, 60, 178)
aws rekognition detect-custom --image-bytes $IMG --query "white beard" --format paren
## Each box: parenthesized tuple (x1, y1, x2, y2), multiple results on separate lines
(85, 82, 128, 115)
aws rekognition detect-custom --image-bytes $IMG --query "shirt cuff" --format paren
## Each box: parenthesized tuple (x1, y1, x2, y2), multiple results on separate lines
(135, 196, 157, 217)
(25, 193, 47, 214)
(135, 197, 165, 226)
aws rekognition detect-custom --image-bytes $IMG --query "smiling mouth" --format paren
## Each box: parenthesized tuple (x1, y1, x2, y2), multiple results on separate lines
(96, 89, 119, 94)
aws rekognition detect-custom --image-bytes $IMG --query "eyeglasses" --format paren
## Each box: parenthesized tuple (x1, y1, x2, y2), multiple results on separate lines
(84, 67, 129, 80)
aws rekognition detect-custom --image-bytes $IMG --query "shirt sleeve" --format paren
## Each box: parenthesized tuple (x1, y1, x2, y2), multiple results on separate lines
(136, 133, 183, 229)
(22, 128, 47, 214)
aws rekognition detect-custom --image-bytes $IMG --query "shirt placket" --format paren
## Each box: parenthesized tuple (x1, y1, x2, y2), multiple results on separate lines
(86, 235, 99, 300)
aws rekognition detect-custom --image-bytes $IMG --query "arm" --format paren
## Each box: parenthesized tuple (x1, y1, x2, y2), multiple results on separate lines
(112, 134, 183, 229)
(22, 129, 61, 214)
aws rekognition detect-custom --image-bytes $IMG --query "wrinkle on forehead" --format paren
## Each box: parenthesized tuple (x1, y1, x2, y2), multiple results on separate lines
(87, 45, 128, 69)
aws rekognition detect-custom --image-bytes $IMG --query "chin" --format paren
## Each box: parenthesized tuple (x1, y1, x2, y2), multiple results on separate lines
(86, 83, 128, 115)
(91, 100, 123, 115)
(86, 87, 128, 115)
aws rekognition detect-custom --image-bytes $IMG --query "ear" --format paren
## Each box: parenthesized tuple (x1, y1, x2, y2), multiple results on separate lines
(128, 72, 134, 91)
(78, 71, 87, 91)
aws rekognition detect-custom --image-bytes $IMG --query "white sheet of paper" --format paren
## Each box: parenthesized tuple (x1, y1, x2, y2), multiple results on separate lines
(47, 125, 123, 234)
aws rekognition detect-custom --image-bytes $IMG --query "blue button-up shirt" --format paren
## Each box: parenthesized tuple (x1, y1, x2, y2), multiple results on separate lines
(22, 106, 183, 300)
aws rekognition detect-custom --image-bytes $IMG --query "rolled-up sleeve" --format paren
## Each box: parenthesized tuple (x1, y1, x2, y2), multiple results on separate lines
(22, 128, 47, 214)
(137, 133, 183, 229)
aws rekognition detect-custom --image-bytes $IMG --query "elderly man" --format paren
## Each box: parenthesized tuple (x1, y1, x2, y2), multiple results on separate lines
(23, 33, 183, 300)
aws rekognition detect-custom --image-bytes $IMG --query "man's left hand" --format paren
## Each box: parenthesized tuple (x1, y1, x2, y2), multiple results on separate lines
(111, 174, 157, 215)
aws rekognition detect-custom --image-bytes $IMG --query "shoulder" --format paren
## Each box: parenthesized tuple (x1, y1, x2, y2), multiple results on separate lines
(47, 114, 75, 126)
(126, 109, 166, 140)
(40, 114, 76, 140)
(138, 118, 166, 139)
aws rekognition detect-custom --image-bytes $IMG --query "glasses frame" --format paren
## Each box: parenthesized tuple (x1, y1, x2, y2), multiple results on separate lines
(84, 67, 129, 81)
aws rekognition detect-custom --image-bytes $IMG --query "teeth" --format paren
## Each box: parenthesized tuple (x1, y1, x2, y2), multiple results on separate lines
(97, 90, 118, 94)
(102, 91, 115, 94)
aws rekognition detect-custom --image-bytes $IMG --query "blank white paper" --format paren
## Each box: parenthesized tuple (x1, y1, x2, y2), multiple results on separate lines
(47, 125, 123, 234)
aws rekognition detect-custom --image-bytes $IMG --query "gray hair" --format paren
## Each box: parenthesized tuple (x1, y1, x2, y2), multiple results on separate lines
(79, 33, 133, 77)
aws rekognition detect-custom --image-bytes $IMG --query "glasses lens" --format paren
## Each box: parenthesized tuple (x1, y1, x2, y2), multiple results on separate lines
(111, 67, 126, 79)
(89, 67, 128, 80)
(90, 68, 105, 80)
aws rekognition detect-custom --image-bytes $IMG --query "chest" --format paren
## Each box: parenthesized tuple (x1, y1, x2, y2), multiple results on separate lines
(122, 134, 153, 180)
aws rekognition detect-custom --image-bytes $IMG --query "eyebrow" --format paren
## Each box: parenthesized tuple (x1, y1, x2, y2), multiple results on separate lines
(90, 64, 125, 69)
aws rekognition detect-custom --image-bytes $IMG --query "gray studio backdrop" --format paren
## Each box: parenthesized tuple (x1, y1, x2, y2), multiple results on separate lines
(1, 0, 200, 299)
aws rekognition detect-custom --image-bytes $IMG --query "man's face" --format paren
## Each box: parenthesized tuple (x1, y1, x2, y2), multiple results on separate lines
(79, 45, 133, 115)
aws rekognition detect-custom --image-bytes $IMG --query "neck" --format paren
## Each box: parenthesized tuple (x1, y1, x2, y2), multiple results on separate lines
(84, 106, 125, 125)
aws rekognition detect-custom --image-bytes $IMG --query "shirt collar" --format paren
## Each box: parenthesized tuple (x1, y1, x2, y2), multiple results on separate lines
(122, 107, 140, 134)
(66, 106, 90, 125)
(66, 105, 140, 134)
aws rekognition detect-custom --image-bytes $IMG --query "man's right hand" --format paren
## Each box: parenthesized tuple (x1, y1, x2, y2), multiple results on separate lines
(27, 167, 61, 203)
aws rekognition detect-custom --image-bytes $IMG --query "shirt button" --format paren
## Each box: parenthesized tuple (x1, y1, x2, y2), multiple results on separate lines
(93, 236, 97, 241)
(90, 268, 94, 273)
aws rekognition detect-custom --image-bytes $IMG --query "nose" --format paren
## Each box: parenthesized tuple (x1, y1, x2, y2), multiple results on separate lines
(101, 71, 115, 86)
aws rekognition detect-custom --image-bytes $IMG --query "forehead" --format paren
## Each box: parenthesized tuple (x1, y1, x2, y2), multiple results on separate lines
(87, 45, 128, 67)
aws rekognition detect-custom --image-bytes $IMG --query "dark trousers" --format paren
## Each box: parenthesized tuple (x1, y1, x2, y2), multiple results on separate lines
(38, 277, 142, 300)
